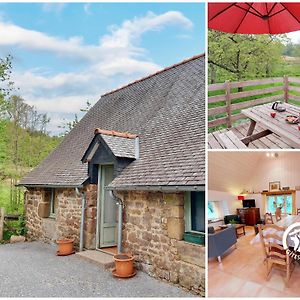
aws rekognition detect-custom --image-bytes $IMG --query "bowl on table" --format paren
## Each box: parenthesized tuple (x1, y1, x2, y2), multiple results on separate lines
(285, 115, 299, 124)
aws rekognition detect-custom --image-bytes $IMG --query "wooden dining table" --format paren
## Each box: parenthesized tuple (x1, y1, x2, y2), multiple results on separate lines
(242, 102, 300, 148)
(251, 215, 300, 246)
(276, 215, 300, 228)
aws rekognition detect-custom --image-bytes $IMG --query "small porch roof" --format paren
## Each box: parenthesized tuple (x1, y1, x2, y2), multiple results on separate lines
(81, 128, 138, 163)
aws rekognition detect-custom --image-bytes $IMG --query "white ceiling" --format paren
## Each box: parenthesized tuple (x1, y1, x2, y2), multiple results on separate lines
(208, 151, 289, 194)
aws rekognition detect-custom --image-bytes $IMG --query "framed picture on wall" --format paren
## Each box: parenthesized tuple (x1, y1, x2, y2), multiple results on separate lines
(269, 181, 281, 191)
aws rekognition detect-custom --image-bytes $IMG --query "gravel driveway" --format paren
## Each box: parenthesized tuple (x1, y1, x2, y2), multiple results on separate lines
(0, 242, 194, 297)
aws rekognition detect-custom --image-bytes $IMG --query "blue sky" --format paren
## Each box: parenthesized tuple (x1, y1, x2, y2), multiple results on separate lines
(0, 3, 205, 135)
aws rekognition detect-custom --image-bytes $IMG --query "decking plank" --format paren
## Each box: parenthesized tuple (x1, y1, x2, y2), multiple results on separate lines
(218, 132, 239, 149)
(208, 132, 223, 149)
(208, 121, 294, 149)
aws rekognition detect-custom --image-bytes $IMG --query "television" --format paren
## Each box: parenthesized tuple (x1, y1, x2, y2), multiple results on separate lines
(242, 199, 256, 208)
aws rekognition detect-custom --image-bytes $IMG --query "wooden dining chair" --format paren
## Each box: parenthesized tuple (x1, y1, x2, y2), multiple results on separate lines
(275, 208, 282, 222)
(297, 208, 300, 215)
(264, 212, 274, 224)
(258, 224, 294, 287)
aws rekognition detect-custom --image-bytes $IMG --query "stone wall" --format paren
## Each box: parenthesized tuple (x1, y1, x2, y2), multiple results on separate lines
(55, 189, 82, 245)
(118, 191, 205, 296)
(83, 184, 97, 249)
(25, 187, 205, 295)
(25, 185, 97, 249)
(25, 188, 45, 240)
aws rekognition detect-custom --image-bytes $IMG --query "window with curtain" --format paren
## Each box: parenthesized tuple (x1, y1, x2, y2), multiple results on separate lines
(266, 194, 293, 214)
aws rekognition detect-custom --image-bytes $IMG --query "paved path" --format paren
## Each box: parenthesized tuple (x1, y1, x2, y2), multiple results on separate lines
(0, 242, 193, 297)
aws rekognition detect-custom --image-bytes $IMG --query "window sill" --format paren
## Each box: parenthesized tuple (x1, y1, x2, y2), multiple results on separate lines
(183, 232, 205, 245)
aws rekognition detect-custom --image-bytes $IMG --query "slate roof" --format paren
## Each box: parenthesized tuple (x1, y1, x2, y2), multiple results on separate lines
(101, 134, 136, 159)
(19, 54, 205, 189)
(81, 133, 136, 162)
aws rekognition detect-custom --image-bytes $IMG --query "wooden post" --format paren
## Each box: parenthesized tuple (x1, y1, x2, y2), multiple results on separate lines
(0, 207, 5, 241)
(284, 75, 289, 103)
(225, 80, 232, 128)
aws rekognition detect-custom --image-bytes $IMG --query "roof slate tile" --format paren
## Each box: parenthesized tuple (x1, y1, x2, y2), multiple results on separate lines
(19, 55, 205, 188)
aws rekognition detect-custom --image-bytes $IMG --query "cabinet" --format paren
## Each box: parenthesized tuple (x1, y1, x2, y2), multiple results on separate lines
(237, 208, 260, 226)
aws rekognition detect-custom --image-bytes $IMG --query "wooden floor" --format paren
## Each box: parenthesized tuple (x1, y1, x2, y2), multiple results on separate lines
(208, 121, 294, 149)
(208, 226, 300, 297)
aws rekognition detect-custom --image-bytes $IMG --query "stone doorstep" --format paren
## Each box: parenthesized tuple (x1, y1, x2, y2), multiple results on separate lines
(76, 250, 115, 270)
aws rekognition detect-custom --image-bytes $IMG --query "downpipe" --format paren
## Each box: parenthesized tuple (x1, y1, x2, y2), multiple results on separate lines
(76, 187, 86, 252)
(109, 190, 123, 254)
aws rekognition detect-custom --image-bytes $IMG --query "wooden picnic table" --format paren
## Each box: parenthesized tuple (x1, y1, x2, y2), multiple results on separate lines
(242, 102, 300, 148)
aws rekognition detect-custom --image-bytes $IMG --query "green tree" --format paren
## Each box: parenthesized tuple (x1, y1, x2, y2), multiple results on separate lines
(58, 100, 92, 136)
(0, 55, 13, 117)
(208, 30, 286, 84)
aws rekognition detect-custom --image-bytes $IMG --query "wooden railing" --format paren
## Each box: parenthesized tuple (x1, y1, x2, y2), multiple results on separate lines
(0, 207, 20, 241)
(208, 76, 300, 130)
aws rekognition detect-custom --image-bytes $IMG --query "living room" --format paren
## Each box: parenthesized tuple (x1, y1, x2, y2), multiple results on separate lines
(208, 151, 300, 297)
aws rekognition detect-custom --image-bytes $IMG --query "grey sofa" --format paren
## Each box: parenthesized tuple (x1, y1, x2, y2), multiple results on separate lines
(208, 225, 237, 262)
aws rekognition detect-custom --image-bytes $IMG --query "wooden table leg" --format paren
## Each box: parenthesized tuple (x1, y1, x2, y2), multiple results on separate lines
(247, 120, 257, 136)
(244, 120, 257, 146)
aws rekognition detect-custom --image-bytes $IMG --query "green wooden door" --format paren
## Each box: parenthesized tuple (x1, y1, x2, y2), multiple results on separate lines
(99, 165, 117, 247)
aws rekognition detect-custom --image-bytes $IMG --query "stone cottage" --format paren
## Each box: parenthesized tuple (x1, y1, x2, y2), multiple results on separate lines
(19, 54, 205, 295)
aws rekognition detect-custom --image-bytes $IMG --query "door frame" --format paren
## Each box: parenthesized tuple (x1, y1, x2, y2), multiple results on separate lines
(95, 163, 117, 249)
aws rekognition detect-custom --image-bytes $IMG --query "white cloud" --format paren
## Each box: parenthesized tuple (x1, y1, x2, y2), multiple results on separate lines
(0, 11, 192, 62)
(42, 3, 66, 14)
(83, 3, 92, 15)
(101, 11, 193, 50)
(4, 11, 194, 134)
(176, 34, 193, 40)
(0, 21, 99, 61)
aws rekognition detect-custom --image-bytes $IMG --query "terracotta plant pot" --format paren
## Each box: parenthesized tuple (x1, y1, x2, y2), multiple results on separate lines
(56, 239, 74, 256)
(113, 253, 135, 278)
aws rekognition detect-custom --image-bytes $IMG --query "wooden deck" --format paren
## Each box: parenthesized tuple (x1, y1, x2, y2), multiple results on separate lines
(208, 121, 294, 149)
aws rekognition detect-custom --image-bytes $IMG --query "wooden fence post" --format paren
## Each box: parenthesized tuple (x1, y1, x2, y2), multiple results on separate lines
(284, 75, 289, 103)
(0, 207, 5, 241)
(225, 80, 232, 128)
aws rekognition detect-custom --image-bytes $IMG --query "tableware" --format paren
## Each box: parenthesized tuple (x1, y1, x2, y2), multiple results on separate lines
(286, 115, 299, 124)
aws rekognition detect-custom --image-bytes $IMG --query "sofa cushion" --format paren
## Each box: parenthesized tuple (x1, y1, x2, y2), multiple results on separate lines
(208, 226, 215, 234)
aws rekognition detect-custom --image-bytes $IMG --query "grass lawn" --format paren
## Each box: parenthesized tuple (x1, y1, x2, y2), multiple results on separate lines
(0, 181, 26, 241)
(0, 181, 24, 214)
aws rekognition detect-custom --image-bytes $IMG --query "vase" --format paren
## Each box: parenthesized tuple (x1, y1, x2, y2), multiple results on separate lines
(113, 253, 136, 278)
(56, 238, 74, 256)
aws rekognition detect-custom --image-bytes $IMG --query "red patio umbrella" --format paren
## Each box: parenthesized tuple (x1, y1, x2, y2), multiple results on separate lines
(208, 2, 300, 34)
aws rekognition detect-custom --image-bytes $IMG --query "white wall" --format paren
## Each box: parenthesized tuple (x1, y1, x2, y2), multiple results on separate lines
(209, 152, 300, 216)
(208, 190, 242, 216)
(249, 152, 300, 192)
(208, 190, 264, 220)
(248, 152, 300, 213)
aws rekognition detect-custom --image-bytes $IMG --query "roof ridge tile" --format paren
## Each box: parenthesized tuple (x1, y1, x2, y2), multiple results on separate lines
(94, 128, 138, 139)
(102, 53, 205, 97)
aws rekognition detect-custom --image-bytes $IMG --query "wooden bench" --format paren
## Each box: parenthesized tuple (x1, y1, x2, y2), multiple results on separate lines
(218, 131, 247, 149)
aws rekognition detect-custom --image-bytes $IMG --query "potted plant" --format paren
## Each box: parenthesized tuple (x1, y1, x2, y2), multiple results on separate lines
(112, 253, 136, 278)
(56, 238, 75, 256)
